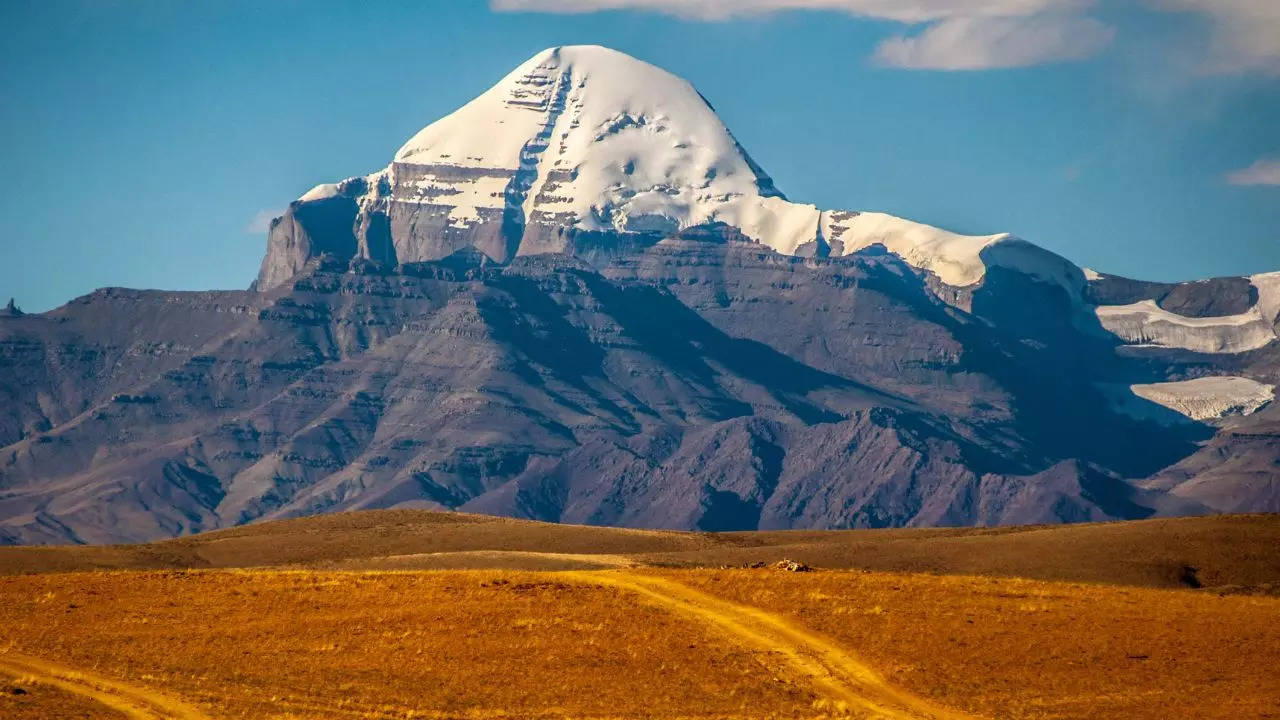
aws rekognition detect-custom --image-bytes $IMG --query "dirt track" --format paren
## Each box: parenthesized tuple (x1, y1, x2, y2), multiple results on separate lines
(565, 570, 977, 720)
(0, 651, 211, 719)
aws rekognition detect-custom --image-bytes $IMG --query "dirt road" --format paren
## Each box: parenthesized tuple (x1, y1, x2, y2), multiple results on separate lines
(565, 570, 979, 720)
(0, 651, 212, 720)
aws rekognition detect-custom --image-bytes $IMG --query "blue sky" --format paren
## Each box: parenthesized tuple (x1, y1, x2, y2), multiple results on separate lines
(1, 0, 1277, 312)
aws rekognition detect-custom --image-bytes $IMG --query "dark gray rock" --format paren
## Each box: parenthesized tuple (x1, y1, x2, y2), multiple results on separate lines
(1086, 272, 1259, 318)
(1140, 403, 1280, 513)
(0, 235, 1240, 545)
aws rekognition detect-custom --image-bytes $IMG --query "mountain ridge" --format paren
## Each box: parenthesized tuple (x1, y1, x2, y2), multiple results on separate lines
(255, 45, 1083, 296)
(2, 45, 1277, 545)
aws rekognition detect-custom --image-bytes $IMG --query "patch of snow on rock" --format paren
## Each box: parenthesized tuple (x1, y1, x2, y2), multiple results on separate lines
(824, 211, 1083, 295)
(1095, 274, 1280, 354)
(1130, 377, 1275, 421)
(1251, 271, 1280, 325)
(298, 183, 342, 202)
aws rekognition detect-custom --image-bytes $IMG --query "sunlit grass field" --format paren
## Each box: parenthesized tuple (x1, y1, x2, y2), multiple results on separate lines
(0, 569, 821, 719)
(1, 566, 1276, 719)
(669, 569, 1280, 720)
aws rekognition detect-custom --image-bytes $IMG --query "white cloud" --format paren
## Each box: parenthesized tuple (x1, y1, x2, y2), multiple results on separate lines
(495, 0, 1280, 74)
(245, 208, 282, 234)
(1226, 158, 1280, 186)
(494, 0, 1112, 69)
(491, 0, 1093, 23)
(1146, 0, 1280, 74)
(873, 14, 1114, 69)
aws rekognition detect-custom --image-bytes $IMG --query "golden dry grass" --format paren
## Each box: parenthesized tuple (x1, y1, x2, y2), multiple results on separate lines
(667, 568, 1280, 720)
(0, 570, 823, 720)
(0, 566, 1276, 719)
(3, 511, 1277, 593)
(1, 675, 126, 719)
(2, 513, 1278, 719)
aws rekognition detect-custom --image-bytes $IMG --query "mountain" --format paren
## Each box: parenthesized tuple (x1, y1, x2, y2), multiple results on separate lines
(254, 46, 1080, 294)
(2, 45, 1276, 545)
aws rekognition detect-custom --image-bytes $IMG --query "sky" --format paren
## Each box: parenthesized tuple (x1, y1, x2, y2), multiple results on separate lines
(1, 0, 1277, 312)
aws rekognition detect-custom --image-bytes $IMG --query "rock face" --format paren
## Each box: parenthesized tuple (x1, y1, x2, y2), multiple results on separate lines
(0, 243, 1207, 544)
(1140, 402, 1280, 513)
(2, 45, 1277, 545)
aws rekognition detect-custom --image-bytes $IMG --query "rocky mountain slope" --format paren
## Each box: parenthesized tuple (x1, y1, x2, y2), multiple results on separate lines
(1, 46, 1276, 544)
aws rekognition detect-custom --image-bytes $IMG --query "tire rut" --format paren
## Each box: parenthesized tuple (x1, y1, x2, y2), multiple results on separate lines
(0, 652, 212, 720)
(563, 570, 980, 720)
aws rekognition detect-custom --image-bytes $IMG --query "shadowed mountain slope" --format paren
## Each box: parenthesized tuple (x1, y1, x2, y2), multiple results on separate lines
(3, 46, 1278, 544)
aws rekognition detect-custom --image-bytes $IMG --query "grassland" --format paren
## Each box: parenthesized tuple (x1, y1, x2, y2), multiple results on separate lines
(668, 568, 1280, 720)
(1, 511, 1278, 719)
(0, 570, 823, 719)
(1, 673, 125, 719)
(2, 511, 1277, 593)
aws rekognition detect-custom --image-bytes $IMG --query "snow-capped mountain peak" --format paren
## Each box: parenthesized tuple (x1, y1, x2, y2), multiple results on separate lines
(389, 45, 803, 249)
(397, 45, 781, 196)
(257, 45, 1081, 297)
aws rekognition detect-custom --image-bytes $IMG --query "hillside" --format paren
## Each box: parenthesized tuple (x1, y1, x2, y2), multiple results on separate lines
(2, 510, 1277, 592)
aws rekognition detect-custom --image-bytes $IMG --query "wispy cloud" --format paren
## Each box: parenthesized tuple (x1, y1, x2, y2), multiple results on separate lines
(1147, 0, 1280, 75)
(245, 208, 281, 234)
(1226, 158, 1280, 186)
(493, 0, 1112, 69)
(491, 0, 1093, 23)
(873, 14, 1114, 70)
(496, 0, 1280, 75)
